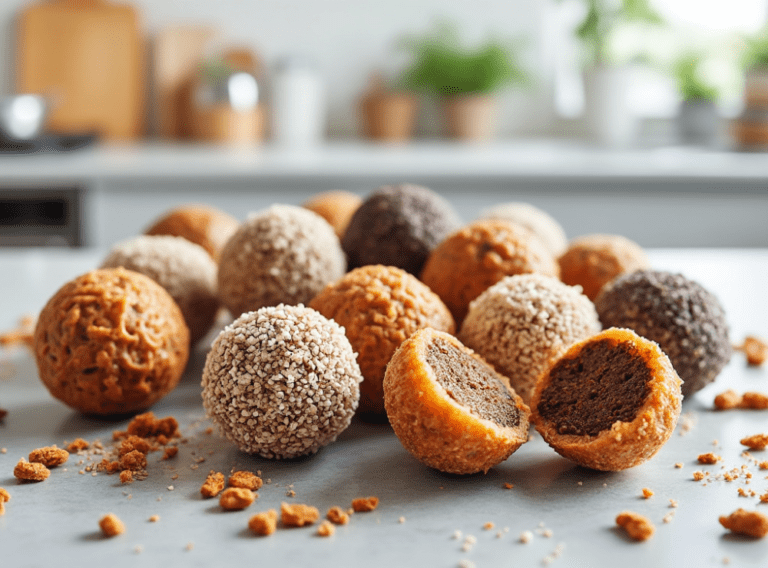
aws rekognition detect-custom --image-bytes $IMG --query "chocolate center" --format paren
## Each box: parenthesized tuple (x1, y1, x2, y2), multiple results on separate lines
(536, 339, 651, 437)
(426, 338, 521, 428)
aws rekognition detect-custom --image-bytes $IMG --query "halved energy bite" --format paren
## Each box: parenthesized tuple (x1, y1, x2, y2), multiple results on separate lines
(531, 328, 682, 471)
(384, 328, 530, 474)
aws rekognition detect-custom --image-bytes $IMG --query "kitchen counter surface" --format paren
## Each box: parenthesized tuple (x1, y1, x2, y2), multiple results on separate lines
(1, 247, 768, 567)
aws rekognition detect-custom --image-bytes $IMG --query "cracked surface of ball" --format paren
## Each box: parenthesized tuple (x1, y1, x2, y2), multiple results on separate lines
(201, 305, 362, 459)
(145, 204, 239, 261)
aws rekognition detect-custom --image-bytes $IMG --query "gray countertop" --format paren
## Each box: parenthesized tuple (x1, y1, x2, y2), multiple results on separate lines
(1, 248, 768, 567)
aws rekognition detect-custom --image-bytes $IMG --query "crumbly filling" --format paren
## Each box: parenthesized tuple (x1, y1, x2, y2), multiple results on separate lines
(426, 338, 521, 428)
(537, 339, 651, 437)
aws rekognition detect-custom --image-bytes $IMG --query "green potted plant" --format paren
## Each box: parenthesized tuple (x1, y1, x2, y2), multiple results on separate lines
(673, 53, 719, 145)
(398, 22, 527, 141)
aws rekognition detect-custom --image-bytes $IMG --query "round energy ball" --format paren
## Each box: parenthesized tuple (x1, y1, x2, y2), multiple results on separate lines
(302, 190, 362, 239)
(420, 219, 559, 325)
(310, 265, 455, 417)
(101, 235, 219, 345)
(145, 204, 240, 261)
(558, 234, 650, 301)
(459, 274, 601, 404)
(201, 305, 362, 459)
(595, 270, 732, 397)
(34, 268, 190, 415)
(218, 205, 346, 318)
(481, 202, 568, 257)
(342, 183, 461, 276)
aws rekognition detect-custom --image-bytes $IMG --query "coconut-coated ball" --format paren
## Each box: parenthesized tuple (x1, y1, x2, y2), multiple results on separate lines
(101, 235, 219, 345)
(218, 205, 346, 318)
(34, 268, 190, 415)
(594, 270, 732, 397)
(481, 202, 568, 257)
(145, 204, 239, 261)
(201, 305, 362, 459)
(342, 184, 461, 275)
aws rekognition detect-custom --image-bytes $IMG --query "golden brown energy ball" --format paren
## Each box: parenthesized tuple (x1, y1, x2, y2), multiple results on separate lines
(302, 190, 362, 239)
(481, 202, 568, 257)
(34, 268, 190, 415)
(309, 265, 454, 417)
(558, 234, 650, 301)
(145, 204, 239, 261)
(384, 328, 530, 474)
(530, 328, 682, 471)
(421, 219, 559, 325)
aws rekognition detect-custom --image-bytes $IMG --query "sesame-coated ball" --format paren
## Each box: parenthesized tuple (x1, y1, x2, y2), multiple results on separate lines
(558, 234, 650, 301)
(310, 265, 455, 417)
(218, 205, 346, 318)
(302, 190, 362, 239)
(34, 268, 189, 415)
(145, 204, 239, 261)
(481, 202, 568, 257)
(201, 305, 362, 459)
(459, 274, 600, 404)
(342, 184, 461, 275)
(595, 270, 732, 397)
(101, 235, 219, 345)
(420, 219, 559, 325)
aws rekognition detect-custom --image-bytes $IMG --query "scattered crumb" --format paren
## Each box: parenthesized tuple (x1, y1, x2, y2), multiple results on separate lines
(28, 446, 68, 468)
(205, 427, 213, 435)
(13, 458, 50, 482)
(669, 499, 678, 508)
(719, 508, 768, 538)
(167, 485, 174, 491)
(0, 487, 9, 516)
(679, 413, 695, 436)
(616, 511, 655, 541)
(698, 453, 722, 465)
(162, 447, 178, 460)
(739, 336, 768, 366)
(326, 506, 350, 525)
(228, 471, 263, 491)
(503, 482, 514, 489)
(483, 521, 495, 530)
(662, 511, 675, 524)
(542, 528, 553, 538)
(693, 471, 706, 481)
(452, 530, 463, 540)
(1, 448, 6, 454)
(399, 516, 406, 524)
(200, 471, 225, 498)
(642, 488, 654, 499)
(185, 542, 194, 551)
(675, 463, 684, 469)
(741, 392, 768, 410)
(741, 434, 768, 451)
(286, 489, 296, 498)
(249, 509, 278, 536)
(134, 545, 143, 554)
(714, 389, 742, 410)
(281, 502, 319, 527)
(65, 439, 89, 453)
(317, 520, 335, 537)
(148, 515, 160, 523)
(120, 470, 133, 484)
(219, 488, 256, 511)
(519, 531, 533, 544)
(351, 496, 379, 512)
(458, 560, 476, 568)
(542, 543, 566, 565)
(99, 513, 125, 537)
(577, 481, 583, 486)
(760, 493, 768, 503)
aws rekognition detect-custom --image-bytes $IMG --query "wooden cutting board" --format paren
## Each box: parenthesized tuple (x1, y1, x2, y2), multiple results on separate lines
(16, 0, 145, 140)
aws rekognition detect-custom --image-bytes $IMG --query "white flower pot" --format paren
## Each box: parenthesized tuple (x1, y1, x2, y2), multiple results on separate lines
(583, 66, 637, 147)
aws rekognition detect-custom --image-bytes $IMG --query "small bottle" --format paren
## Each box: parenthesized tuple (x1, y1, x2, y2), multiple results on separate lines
(271, 56, 326, 147)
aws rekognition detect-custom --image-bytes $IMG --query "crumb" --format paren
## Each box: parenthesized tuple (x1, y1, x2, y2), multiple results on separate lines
(760, 493, 768, 503)
(741, 434, 768, 451)
(1, 448, 6, 454)
(219, 487, 255, 510)
(616, 511, 655, 541)
(723, 558, 730, 565)
(451, 530, 462, 540)
(0, 487, 9, 516)
(185, 542, 194, 551)
(162, 447, 178, 460)
(719, 508, 768, 538)
(714, 389, 742, 410)
(66, 438, 89, 453)
(134, 545, 143, 554)
(399, 516, 406, 524)
(464, 535, 477, 545)
(317, 520, 335, 537)
(281, 502, 319, 527)
(738, 488, 749, 497)
(119, 470, 133, 484)
(542, 543, 566, 565)
(14, 458, 50, 482)
(741, 392, 768, 410)
(642, 488, 654, 499)
(167, 485, 174, 491)
(503, 482, 514, 489)
(740, 336, 768, 366)
(698, 453, 722, 465)
(520, 530, 533, 544)
(542, 528, 553, 538)
(326, 506, 350, 525)
(458, 561, 476, 568)
(669, 499, 678, 508)
(693, 471, 706, 481)
(28, 446, 68, 467)
(123, 412, 179, 439)
(286, 489, 296, 497)
(99, 513, 125, 537)
(679, 413, 695, 435)
(662, 511, 675, 524)
(351, 496, 379, 512)
(577, 481, 583, 486)
(171, 474, 179, 480)
(228, 471, 263, 491)
(148, 515, 160, 523)
(483, 521, 495, 530)
(675, 463, 684, 469)
(119, 450, 147, 472)
(249, 509, 278, 536)
(200, 471, 225, 498)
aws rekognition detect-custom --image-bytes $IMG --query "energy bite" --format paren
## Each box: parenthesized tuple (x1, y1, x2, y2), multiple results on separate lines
(34, 268, 189, 415)
(310, 265, 454, 416)
(558, 234, 650, 301)
(303, 190, 362, 239)
(595, 270, 731, 397)
(145, 204, 239, 261)
(202, 305, 362, 459)
(531, 328, 683, 471)
(459, 274, 600, 404)
(616, 511, 655, 541)
(481, 202, 568, 257)
(218, 205, 345, 317)
(342, 183, 460, 276)
(384, 328, 530, 475)
(420, 219, 559, 325)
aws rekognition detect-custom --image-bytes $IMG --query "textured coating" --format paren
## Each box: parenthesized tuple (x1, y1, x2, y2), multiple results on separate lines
(459, 274, 600, 404)
(420, 219, 559, 325)
(201, 305, 362, 459)
(595, 270, 732, 397)
(481, 202, 568, 256)
(342, 184, 461, 275)
(101, 235, 219, 345)
(558, 233, 650, 300)
(145, 204, 239, 261)
(531, 328, 683, 471)
(34, 268, 190, 415)
(384, 328, 530, 474)
(309, 265, 454, 416)
(302, 190, 362, 238)
(218, 205, 346, 318)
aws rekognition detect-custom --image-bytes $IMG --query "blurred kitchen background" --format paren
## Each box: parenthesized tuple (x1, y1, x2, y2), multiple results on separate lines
(0, 0, 767, 249)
